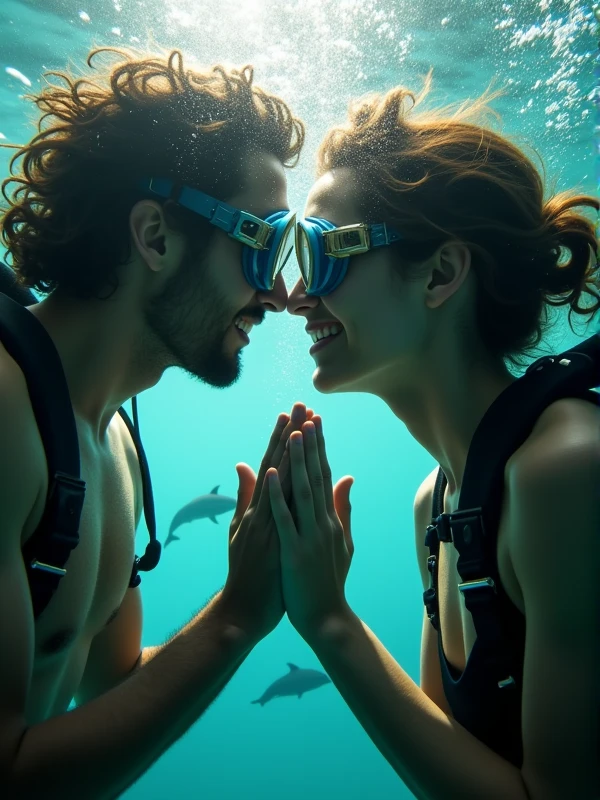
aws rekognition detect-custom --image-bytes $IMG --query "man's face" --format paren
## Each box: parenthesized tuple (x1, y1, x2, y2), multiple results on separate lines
(144, 151, 290, 387)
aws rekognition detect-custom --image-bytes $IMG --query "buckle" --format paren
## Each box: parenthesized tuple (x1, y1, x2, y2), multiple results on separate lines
(458, 576, 496, 594)
(46, 472, 86, 543)
(432, 513, 453, 543)
(423, 586, 439, 629)
(526, 355, 556, 374)
(231, 212, 273, 249)
(323, 224, 370, 257)
(498, 675, 516, 689)
(30, 559, 67, 577)
(424, 523, 439, 547)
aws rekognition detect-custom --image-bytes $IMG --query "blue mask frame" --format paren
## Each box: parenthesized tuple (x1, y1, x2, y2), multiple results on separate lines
(141, 178, 296, 292)
(141, 178, 403, 297)
(296, 217, 403, 296)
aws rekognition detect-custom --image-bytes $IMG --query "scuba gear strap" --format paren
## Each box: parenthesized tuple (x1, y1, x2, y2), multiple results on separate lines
(0, 283, 160, 619)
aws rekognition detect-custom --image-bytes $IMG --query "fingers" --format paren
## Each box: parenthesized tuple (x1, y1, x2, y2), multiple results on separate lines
(248, 403, 310, 521)
(267, 469, 297, 557)
(278, 448, 290, 495)
(253, 469, 276, 534)
(252, 413, 290, 509)
(334, 477, 355, 558)
(301, 421, 328, 522)
(230, 462, 257, 541)
(288, 432, 317, 535)
(236, 403, 314, 527)
(271, 403, 309, 498)
(311, 416, 335, 517)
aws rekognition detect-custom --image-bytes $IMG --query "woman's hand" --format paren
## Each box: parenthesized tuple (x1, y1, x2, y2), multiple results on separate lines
(219, 403, 314, 644)
(267, 416, 355, 642)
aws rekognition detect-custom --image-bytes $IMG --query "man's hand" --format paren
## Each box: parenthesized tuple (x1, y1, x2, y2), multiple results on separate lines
(218, 403, 313, 644)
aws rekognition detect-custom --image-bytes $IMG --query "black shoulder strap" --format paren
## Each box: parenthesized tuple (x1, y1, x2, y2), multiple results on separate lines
(431, 333, 600, 523)
(118, 400, 162, 587)
(0, 293, 86, 618)
(457, 332, 599, 518)
(422, 333, 600, 708)
(0, 291, 161, 619)
(0, 294, 80, 480)
(424, 332, 599, 646)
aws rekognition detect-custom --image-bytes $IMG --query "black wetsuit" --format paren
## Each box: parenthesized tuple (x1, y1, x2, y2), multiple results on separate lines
(431, 468, 526, 767)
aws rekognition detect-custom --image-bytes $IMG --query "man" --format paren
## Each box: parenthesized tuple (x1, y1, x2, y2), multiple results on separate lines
(0, 47, 307, 796)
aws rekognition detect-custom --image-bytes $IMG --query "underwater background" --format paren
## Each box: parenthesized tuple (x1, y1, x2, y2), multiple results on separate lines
(1, 1, 598, 797)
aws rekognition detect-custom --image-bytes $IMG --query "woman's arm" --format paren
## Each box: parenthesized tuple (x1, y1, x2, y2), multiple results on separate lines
(307, 609, 529, 800)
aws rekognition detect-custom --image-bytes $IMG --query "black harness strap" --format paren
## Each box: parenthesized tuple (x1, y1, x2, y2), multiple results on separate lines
(423, 332, 600, 692)
(118, 401, 161, 587)
(0, 293, 85, 619)
(0, 291, 161, 619)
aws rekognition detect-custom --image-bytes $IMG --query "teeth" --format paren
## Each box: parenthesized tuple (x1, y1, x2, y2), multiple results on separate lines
(234, 318, 253, 335)
(310, 324, 342, 343)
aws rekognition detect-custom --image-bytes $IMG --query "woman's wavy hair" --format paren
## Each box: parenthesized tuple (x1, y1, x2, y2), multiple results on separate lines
(1, 47, 305, 297)
(317, 70, 599, 369)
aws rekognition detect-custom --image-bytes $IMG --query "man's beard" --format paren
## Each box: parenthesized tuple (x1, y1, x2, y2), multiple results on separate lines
(143, 249, 243, 389)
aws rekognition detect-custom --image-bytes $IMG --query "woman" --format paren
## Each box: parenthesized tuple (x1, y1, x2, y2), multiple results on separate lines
(266, 73, 599, 799)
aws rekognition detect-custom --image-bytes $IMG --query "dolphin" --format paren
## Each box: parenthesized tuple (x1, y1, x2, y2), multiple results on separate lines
(251, 663, 332, 706)
(164, 485, 237, 548)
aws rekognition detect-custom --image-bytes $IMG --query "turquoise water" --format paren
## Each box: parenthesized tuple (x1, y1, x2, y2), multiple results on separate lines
(1, 1, 598, 798)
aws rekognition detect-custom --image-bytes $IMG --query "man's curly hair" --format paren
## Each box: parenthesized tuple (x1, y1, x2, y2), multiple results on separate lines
(1, 47, 305, 297)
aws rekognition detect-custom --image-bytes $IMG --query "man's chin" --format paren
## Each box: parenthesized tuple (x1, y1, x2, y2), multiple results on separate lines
(183, 353, 242, 389)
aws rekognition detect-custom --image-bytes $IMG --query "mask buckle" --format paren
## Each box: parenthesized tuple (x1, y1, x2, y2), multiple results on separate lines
(231, 212, 274, 250)
(323, 223, 371, 257)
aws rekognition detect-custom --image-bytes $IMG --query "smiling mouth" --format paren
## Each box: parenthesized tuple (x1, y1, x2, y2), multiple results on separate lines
(231, 315, 255, 345)
(234, 324, 250, 344)
(231, 317, 345, 353)
(309, 329, 343, 354)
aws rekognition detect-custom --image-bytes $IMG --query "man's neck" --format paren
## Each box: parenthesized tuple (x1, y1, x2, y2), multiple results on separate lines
(28, 290, 163, 439)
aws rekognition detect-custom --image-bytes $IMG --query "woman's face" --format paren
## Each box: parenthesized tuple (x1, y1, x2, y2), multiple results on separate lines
(287, 166, 447, 397)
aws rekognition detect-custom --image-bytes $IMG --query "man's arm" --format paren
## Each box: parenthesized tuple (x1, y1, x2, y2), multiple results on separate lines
(74, 587, 146, 705)
(0, 369, 264, 800)
(0, 358, 249, 798)
(10, 588, 254, 799)
(5, 399, 308, 798)
(75, 584, 238, 710)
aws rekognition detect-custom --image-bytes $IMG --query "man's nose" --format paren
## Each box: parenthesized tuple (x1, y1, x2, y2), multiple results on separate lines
(257, 271, 289, 313)
(286, 276, 319, 317)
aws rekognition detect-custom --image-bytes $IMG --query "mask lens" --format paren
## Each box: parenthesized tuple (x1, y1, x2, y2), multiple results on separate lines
(271, 216, 296, 280)
(297, 226, 312, 287)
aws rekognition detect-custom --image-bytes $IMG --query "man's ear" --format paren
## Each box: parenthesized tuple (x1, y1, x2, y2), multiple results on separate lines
(129, 200, 184, 273)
